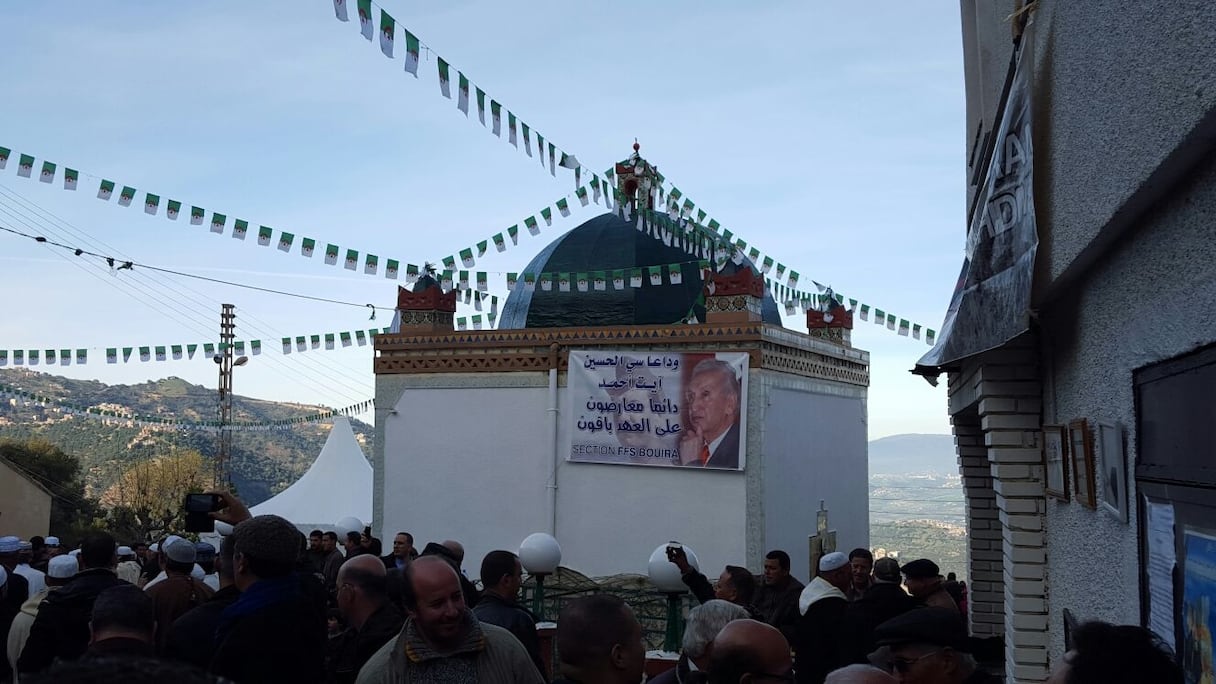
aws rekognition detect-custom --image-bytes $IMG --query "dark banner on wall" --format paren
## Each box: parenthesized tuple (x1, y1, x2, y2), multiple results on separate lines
(916, 31, 1038, 376)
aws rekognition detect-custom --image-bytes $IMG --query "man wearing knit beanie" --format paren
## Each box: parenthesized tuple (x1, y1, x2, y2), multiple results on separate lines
(210, 514, 325, 684)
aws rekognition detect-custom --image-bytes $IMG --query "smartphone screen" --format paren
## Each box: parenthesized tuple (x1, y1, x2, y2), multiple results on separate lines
(184, 493, 218, 513)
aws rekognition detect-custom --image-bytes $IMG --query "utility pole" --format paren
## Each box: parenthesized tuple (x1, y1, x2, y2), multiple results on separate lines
(215, 304, 237, 489)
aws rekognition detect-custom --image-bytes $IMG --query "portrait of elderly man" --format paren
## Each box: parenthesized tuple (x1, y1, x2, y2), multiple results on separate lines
(678, 358, 743, 469)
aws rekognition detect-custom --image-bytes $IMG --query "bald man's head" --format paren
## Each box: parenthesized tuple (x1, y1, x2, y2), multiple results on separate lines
(338, 554, 387, 587)
(441, 540, 465, 564)
(708, 620, 792, 684)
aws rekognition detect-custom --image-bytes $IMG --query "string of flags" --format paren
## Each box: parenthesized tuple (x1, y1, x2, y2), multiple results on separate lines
(333, 0, 587, 188)
(0, 382, 373, 432)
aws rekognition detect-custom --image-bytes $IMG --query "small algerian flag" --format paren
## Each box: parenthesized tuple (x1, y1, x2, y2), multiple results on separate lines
(13, 350, 24, 365)
(558, 274, 571, 292)
(670, 187, 682, 202)
(333, 0, 349, 21)
(860, 304, 870, 321)
(310, 334, 321, 349)
(340, 331, 352, 347)
(379, 8, 395, 58)
(457, 73, 470, 114)
(0, 147, 8, 168)
(75, 349, 86, 364)
(898, 319, 910, 336)
(612, 270, 625, 290)
(708, 219, 720, 232)
(649, 266, 663, 286)
(441, 270, 454, 290)
(926, 329, 936, 345)
(490, 100, 501, 136)
(682, 198, 695, 216)
(887, 314, 897, 331)
(325, 333, 336, 350)
(232, 219, 249, 239)
(17, 154, 34, 177)
(295, 336, 307, 352)
(788, 271, 800, 289)
(785, 301, 797, 316)
(540, 274, 552, 291)
(492, 233, 505, 251)
(507, 224, 519, 245)
(556, 198, 570, 217)
(364, 254, 378, 274)
(912, 324, 922, 340)
(442, 255, 456, 271)
(576, 273, 589, 292)
(166, 199, 181, 219)
(548, 143, 557, 177)
(775, 263, 785, 279)
(302, 237, 316, 257)
(761, 256, 774, 273)
(458, 270, 470, 290)
(593, 272, 606, 291)
(257, 226, 273, 246)
(344, 249, 359, 270)
(591, 176, 602, 203)
(64, 168, 78, 190)
(669, 264, 683, 285)
(559, 153, 580, 179)
(472, 315, 483, 330)
(106, 348, 118, 363)
(385, 259, 399, 279)
(536, 133, 545, 167)
(405, 263, 420, 281)
(507, 272, 518, 289)
(525, 216, 539, 235)
(508, 112, 517, 146)
(98, 179, 115, 199)
(278, 232, 294, 252)
(630, 268, 643, 287)
(540, 206, 553, 226)
(139, 347, 151, 362)
(203, 343, 215, 357)
(476, 271, 488, 291)
(576, 186, 589, 206)
(476, 88, 486, 124)
(874, 309, 886, 325)
(251, 340, 262, 355)
(438, 58, 451, 98)
(476, 240, 488, 257)
(455, 316, 467, 330)
(155, 346, 167, 361)
(190, 206, 204, 224)
(355, 330, 368, 346)
(523, 272, 536, 290)
(45, 349, 56, 364)
(522, 122, 532, 156)
(404, 29, 420, 75)
(697, 209, 707, 223)
(357, 0, 373, 39)
(325, 244, 340, 265)
(460, 248, 475, 267)
(118, 186, 136, 206)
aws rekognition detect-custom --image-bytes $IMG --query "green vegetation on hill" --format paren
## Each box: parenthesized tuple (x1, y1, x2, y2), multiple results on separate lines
(0, 369, 371, 506)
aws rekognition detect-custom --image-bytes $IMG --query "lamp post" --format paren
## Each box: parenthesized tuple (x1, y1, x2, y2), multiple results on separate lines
(519, 533, 561, 621)
(648, 542, 700, 653)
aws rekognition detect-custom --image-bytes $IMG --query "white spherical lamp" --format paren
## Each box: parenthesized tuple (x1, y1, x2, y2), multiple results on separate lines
(519, 533, 562, 575)
(334, 516, 364, 538)
(648, 543, 700, 593)
(214, 521, 234, 537)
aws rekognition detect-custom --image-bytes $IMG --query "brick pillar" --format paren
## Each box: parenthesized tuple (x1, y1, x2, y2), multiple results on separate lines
(953, 414, 1005, 638)
(974, 343, 1049, 684)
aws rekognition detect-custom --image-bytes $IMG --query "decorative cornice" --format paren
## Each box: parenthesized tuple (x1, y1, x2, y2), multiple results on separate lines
(396, 285, 458, 312)
(375, 323, 869, 387)
(707, 269, 765, 298)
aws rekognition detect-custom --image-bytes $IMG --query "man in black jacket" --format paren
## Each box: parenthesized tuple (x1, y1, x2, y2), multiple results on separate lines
(327, 554, 404, 683)
(844, 557, 918, 663)
(794, 551, 853, 684)
(473, 550, 546, 678)
(164, 536, 241, 670)
(210, 513, 326, 684)
(381, 532, 417, 571)
(667, 547, 759, 618)
(17, 531, 126, 674)
(754, 549, 804, 643)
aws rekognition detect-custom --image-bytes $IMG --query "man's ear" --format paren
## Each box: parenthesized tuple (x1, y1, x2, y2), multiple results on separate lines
(610, 643, 626, 670)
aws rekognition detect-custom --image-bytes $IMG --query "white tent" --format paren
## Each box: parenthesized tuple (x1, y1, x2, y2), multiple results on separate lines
(250, 416, 372, 530)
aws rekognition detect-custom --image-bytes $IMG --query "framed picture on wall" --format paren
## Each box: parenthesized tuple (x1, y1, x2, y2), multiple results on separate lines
(1070, 419, 1097, 508)
(1043, 425, 1070, 501)
(1097, 421, 1129, 523)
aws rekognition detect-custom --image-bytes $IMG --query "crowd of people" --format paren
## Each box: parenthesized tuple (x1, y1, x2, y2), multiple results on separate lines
(0, 495, 1184, 684)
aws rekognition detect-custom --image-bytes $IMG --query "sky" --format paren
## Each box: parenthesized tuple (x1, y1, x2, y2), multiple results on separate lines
(0, 1, 965, 439)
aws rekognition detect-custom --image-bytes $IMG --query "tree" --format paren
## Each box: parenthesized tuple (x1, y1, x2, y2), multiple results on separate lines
(0, 439, 97, 539)
(103, 449, 214, 540)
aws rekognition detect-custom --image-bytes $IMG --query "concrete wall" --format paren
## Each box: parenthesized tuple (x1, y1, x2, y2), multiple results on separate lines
(758, 377, 868, 583)
(1038, 150, 1216, 660)
(0, 459, 52, 538)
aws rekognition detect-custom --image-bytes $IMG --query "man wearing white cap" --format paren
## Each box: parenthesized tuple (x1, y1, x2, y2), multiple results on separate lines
(114, 546, 141, 585)
(794, 551, 854, 684)
(145, 538, 214, 652)
(143, 536, 188, 591)
(6, 555, 76, 682)
(14, 542, 45, 597)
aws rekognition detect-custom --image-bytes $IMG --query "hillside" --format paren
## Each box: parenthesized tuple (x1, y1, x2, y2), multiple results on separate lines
(868, 433, 958, 475)
(0, 369, 371, 505)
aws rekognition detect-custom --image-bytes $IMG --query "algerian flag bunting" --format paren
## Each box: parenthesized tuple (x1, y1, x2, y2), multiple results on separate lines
(612, 270, 625, 290)
(525, 216, 539, 235)
(476, 240, 488, 257)
(591, 177, 602, 203)
(490, 100, 501, 136)
(257, 226, 273, 246)
(278, 232, 294, 252)
(508, 113, 517, 146)
(926, 329, 936, 345)
(556, 198, 570, 217)
(0, 147, 8, 169)
(302, 237, 316, 257)
(898, 319, 910, 336)
(492, 233, 505, 252)
(190, 206, 204, 224)
(325, 334, 336, 350)
(460, 248, 475, 267)
(143, 193, 159, 215)
(649, 266, 663, 286)
(457, 73, 470, 114)
(211, 213, 226, 233)
(476, 88, 486, 125)
(593, 272, 606, 291)
(576, 186, 589, 206)
(325, 244, 340, 265)
(669, 264, 683, 285)
(576, 273, 589, 292)
(860, 304, 870, 321)
(541, 207, 552, 226)
(438, 58, 451, 98)
(357, 0, 373, 40)
(232, 219, 249, 240)
(548, 143, 557, 177)
(522, 123, 532, 156)
(64, 168, 78, 190)
(385, 259, 399, 279)
(536, 133, 545, 168)
(404, 29, 420, 75)
(558, 274, 571, 292)
(118, 186, 136, 206)
(344, 249, 359, 270)
(98, 179, 115, 200)
(166, 200, 181, 219)
(333, 0, 349, 21)
(507, 225, 519, 245)
(379, 9, 395, 57)
(912, 324, 922, 340)
(523, 273, 536, 290)
(17, 154, 34, 178)
(476, 272, 488, 291)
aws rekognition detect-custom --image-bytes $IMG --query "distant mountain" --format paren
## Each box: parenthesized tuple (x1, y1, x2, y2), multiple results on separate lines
(0, 369, 371, 506)
(869, 433, 956, 476)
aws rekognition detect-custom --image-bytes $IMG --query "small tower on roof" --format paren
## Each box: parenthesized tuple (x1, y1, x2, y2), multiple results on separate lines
(615, 140, 661, 213)
(395, 264, 458, 334)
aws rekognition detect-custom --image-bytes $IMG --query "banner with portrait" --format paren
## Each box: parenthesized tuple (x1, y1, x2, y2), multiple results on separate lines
(566, 350, 748, 470)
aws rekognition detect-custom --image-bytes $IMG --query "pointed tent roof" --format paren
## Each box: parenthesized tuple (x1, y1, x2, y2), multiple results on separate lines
(250, 416, 372, 528)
